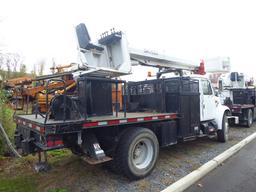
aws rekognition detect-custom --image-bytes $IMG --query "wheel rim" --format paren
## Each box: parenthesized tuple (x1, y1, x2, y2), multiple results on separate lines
(132, 138, 154, 169)
(249, 110, 253, 125)
(224, 115, 229, 140)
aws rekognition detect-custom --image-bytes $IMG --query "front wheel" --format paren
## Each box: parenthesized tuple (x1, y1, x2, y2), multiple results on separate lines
(114, 128, 159, 180)
(217, 111, 229, 142)
(245, 109, 253, 128)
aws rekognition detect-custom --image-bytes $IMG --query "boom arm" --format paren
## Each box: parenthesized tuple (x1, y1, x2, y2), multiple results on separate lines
(129, 48, 199, 71)
(74, 23, 204, 78)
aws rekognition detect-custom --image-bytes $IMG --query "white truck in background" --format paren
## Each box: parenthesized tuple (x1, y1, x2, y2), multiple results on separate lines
(203, 57, 255, 127)
(217, 72, 256, 127)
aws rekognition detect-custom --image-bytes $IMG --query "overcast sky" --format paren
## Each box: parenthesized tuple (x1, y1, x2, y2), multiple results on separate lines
(0, 0, 255, 77)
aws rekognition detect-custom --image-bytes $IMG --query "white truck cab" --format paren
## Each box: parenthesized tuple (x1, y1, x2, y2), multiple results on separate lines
(200, 77, 217, 121)
(194, 76, 230, 141)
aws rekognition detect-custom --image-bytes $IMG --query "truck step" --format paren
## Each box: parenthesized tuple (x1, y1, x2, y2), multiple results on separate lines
(82, 155, 112, 165)
(182, 136, 196, 142)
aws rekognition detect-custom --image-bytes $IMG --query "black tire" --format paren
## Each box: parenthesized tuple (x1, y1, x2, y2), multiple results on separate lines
(114, 127, 159, 180)
(217, 112, 229, 142)
(245, 109, 253, 128)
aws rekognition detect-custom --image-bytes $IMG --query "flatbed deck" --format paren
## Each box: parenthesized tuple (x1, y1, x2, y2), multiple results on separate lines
(16, 114, 85, 125)
(87, 112, 173, 121)
(16, 112, 178, 129)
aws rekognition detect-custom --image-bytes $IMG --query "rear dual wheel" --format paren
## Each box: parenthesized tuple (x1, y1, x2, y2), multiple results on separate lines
(114, 128, 159, 180)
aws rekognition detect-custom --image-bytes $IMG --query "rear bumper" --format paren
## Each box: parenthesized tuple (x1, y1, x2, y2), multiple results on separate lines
(15, 123, 64, 155)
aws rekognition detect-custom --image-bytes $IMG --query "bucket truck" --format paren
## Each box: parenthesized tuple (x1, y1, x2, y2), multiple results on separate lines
(13, 23, 230, 180)
(218, 72, 255, 127)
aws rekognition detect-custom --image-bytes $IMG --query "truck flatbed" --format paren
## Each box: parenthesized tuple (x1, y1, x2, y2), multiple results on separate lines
(15, 112, 178, 133)
(83, 112, 177, 128)
(16, 114, 84, 125)
(87, 112, 174, 121)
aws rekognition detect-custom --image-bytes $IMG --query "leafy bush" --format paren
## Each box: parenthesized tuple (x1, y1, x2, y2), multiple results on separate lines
(0, 89, 16, 155)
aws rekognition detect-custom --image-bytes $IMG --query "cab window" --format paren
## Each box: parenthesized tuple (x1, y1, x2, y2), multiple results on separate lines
(202, 80, 213, 95)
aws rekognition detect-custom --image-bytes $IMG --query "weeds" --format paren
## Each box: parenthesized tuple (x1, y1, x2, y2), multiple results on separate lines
(0, 176, 36, 192)
(0, 90, 16, 155)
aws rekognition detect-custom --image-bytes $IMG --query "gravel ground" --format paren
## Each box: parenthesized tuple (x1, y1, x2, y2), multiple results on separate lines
(1, 124, 256, 192)
(47, 124, 256, 192)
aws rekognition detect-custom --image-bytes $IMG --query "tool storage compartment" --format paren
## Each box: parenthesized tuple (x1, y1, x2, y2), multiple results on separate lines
(78, 77, 113, 117)
(232, 88, 256, 105)
(127, 79, 165, 112)
(127, 77, 200, 139)
(165, 77, 200, 138)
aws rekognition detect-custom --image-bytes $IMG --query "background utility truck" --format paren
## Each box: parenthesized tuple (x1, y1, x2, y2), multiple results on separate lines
(218, 72, 256, 127)
(14, 23, 230, 180)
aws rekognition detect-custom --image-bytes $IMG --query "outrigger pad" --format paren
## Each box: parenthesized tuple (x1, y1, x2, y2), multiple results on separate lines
(34, 162, 51, 173)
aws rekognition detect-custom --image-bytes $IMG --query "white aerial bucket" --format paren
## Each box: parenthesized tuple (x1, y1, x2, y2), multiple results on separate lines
(75, 23, 131, 77)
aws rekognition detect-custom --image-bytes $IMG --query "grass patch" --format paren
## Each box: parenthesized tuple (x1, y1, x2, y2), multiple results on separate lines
(48, 149, 71, 165)
(0, 176, 36, 192)
(48, 149, 70, 158)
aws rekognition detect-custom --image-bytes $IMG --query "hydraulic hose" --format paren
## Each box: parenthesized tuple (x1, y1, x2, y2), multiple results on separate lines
(0, 122, 21, 158)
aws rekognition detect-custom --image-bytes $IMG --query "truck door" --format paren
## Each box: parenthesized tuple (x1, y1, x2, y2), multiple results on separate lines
(200, 79, 216, 121)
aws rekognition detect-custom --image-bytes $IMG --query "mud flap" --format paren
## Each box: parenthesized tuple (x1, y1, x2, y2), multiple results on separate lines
(82, 132, 106, 160)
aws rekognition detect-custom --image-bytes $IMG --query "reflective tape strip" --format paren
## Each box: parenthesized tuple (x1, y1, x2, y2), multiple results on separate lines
(55, 140, 64, 145)
(16, 119, 44, 134)
(98, 121, 108, 126)
(127, 118, 137, 123)
(144, 117, 153, 121)
(83, 122, 98, 127)
(47, 140, 63, 147)
(82, 113, 178, 128)
(158, 115, 165, 119)
(119, 119, 127, 123)
(108, 120, 120, 125)
(137, 118, 144, 122)
(171, 114, 177, 118)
